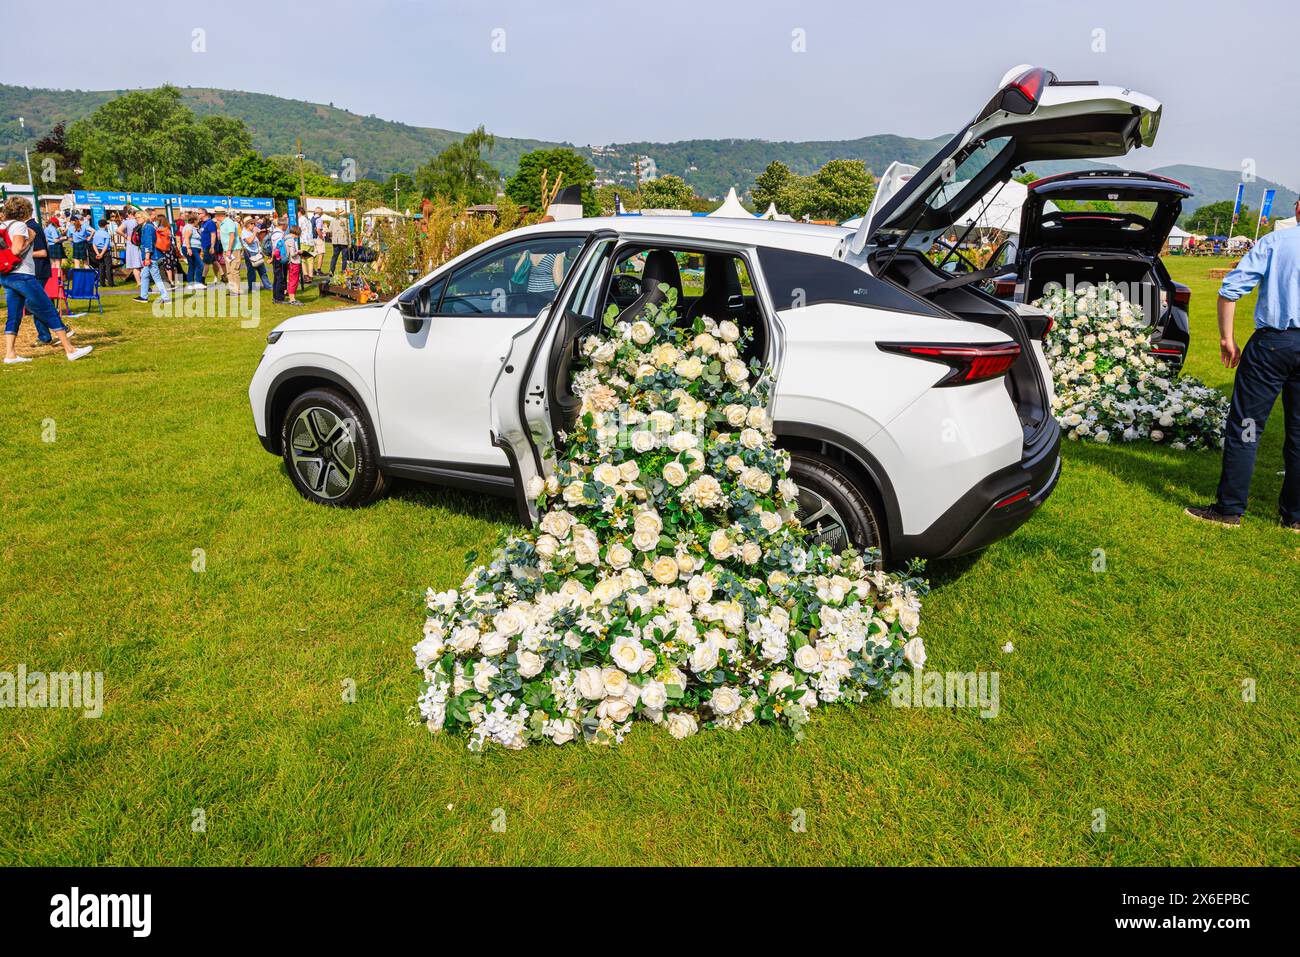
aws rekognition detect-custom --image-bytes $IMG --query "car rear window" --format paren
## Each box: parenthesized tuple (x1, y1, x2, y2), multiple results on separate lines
(757, 246, 945, 316)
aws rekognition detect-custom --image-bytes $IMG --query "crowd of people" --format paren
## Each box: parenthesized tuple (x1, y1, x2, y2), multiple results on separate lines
(107, 204, 345, 306)
(1, 202, 355, 363)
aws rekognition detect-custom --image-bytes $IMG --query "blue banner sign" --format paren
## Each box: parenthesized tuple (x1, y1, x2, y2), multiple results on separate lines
(73, 190, 274, 212)
(1230, 183, 1245, 230)
(1258, 188, 1276, 224)
(287, 198, 298, 224)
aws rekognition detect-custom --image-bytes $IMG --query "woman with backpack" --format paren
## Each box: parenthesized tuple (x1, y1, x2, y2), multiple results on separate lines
(154, 214, 177, 288)
(1, 196, 93, 364)
(120, 208, 142, 286)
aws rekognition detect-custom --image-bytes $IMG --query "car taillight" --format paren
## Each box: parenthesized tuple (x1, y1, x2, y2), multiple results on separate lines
(1010, 67, 1047, 105)
(1171, 285, 1191, 308)
(879, 341, 1022, 386)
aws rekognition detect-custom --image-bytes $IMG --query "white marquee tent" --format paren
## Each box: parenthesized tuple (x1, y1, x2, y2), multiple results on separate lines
(1166, 224, 1191, 248)
(708, 187, 756, 219)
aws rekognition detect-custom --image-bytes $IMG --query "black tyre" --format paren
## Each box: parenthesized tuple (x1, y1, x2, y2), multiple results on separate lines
(280, 388, 387, 507)
(789, 452, 885, 567)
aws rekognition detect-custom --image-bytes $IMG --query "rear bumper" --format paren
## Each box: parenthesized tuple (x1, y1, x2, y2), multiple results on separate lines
(896, 418, 1061, 560)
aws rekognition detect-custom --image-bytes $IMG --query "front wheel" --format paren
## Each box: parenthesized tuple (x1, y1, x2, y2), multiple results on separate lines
(280, 388, 387, 507)
(788, 452, 885, 568)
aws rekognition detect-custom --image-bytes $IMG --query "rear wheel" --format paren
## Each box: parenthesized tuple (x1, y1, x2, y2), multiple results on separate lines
(789, 452, 885, 568)
(280, 388, 387, 507)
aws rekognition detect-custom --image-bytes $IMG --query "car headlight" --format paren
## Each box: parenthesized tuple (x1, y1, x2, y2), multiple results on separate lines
(266, 331, 283, 344)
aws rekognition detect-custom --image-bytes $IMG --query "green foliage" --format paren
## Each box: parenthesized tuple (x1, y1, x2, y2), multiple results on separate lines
(67, 85, 251, 193)
(639, 174, 695, 210)
(505, 147, 598, 216)
(414, 125, 500, 205)
(221, 151, 298, 200)
(751, 161, 797, 211)
(1183, 199, 1258, 236)
(750, 158, 876, 221)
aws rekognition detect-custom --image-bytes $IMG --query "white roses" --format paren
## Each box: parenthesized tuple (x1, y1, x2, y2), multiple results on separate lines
(417, 294, 928, 750)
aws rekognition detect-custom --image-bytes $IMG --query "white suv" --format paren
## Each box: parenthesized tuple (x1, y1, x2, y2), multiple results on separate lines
(249, 66, 1162, 562)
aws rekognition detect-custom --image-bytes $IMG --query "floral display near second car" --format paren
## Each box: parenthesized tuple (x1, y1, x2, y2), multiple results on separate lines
(1035, 281, 1229, 450)
(414, 294, 928, 750)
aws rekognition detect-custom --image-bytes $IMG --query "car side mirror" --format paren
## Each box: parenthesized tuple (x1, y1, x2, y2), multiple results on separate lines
(397, 293, 425, 333)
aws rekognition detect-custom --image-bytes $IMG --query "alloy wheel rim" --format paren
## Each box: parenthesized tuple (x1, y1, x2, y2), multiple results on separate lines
(796, 487, 852, 550)
(289, 407, 357, 500)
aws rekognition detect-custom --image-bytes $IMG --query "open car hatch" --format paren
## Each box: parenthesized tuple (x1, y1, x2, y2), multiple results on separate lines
(842, 65, 1163, 263)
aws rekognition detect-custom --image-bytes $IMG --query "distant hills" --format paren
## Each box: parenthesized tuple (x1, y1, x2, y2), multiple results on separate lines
(2, 83, 1293, 217)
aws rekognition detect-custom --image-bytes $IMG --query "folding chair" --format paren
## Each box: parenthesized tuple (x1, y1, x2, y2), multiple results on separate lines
(62, 267, 103, 316)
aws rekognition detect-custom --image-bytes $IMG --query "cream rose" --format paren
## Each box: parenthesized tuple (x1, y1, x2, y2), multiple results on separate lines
(651, 556, 680, 584)
(687, 575, 714, 603)
(666, 712, 698, 739)
(602, 666, 629, 697)
(539, 509, 574, 538)
(576, 666, 605, 700)
(640, 681, 668, 711)
(610, 636, 646, 673)
(593, 462, 622, 487)
(451, 625, 481, 654)
(710, 685, 742, 715)
(517, 650, 544, 679)
(662, 461, 688, 486)
(793, 644, 820, 673)
(606, 542, 633, 569)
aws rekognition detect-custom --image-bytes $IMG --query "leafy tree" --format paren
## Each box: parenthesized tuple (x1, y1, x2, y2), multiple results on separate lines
(751, 161, 797, 211)
(1184, 199, 1257, 236)
(505, 147, 598, 216)
(67, 85, 250, 192)
(346, 177, 386, 213)
(221, 151, 298, 200)
(802, 159, 875, 222)
(749, 158, 873, 221)
(640, 174, 695, 210)
(414, 125, 499, 204)
(595, 183, 637, 215)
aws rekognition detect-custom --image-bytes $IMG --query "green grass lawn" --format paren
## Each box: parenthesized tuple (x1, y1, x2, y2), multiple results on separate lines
(1, 257, 1295, 865)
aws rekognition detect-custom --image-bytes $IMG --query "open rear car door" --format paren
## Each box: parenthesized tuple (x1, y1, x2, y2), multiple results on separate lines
(489, 233, 618, 523)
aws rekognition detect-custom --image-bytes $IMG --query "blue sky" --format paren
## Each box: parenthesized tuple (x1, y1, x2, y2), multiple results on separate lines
(5, 0, 1296, 188)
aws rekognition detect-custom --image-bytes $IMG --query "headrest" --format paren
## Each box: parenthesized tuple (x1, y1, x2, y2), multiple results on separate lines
(641, 249, 682, 298)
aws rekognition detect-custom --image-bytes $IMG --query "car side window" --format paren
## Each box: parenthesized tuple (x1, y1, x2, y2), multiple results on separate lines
(756, 246, 946, 316)
(436, 237, 586, 317)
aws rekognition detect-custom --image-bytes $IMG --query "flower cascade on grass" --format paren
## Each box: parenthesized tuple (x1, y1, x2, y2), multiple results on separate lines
(414, 290, 928, 749)
(1034, 281, 1228, 449)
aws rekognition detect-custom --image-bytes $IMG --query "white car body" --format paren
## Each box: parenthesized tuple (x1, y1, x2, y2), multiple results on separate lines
(250, 66, 1162, 560)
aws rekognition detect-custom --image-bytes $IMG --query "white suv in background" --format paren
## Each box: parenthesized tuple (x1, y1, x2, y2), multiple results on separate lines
(249, 66, 1163, 563)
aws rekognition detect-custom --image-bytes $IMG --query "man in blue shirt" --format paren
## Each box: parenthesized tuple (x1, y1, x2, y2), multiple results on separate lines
(1187, 199, 1300, 530)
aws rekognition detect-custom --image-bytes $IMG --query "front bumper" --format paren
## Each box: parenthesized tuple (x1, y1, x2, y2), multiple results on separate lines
(896, 418, 1061, 560)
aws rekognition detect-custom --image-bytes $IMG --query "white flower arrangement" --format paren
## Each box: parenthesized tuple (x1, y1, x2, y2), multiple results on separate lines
(1034, 281, 1228, 450)
(414, 289, 928, 749)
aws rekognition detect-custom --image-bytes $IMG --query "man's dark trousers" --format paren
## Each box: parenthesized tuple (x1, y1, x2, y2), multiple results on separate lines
(272, 259, 287, 303)
(1214, 327, 1300, 523)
